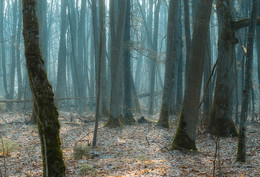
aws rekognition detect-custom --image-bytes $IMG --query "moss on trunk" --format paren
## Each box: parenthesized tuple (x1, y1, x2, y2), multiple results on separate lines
(105, 115, 123, 128)
(22, 0, 66, 176)
(121, 116, 136, 125)
(170, 111, 197, 151)
(208, 108, 238, 137)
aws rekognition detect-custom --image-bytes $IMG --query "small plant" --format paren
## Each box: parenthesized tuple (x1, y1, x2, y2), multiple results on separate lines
(137, 154, 149, 161)
(0, 138, 18, 156)
(79, 164, 97, 176)
(72, 142, 92, 160)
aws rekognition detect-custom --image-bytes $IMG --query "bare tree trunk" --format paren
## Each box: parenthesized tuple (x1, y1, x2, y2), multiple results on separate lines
(22, 0, 66, 175)
(156, 0, 178, 128)
(236, 0, 257, 162)
(208, 0, 238, 137)
(123, 0, 135, 125)
(170, 0, 213, 150)
(0, 0, 8, 98)
(56, 0, 67, 101)
(105, 0, 127, 128)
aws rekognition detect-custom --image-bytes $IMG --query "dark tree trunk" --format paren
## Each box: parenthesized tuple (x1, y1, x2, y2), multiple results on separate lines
(123, 0, 135, 125)
(157, 0, 178, 128)
(208, 0, 238, 137)
(22, 0, 66, 176)
(236, 0, 257, 163)
(170, 0, 213, 150)
(105, 0, 127, 128)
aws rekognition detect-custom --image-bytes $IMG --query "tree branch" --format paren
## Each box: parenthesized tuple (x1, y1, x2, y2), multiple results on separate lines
(234, 17, 260, 30)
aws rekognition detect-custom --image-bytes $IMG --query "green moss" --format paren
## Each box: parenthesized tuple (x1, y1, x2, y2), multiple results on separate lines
(105, 115, 123, 128)
(208, 114, 238, 137)
(170, 110, 197, 151)
(120, 115, 136, 125)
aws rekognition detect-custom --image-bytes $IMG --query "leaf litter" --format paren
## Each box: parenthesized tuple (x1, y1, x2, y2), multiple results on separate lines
(0, 112, 259, 176)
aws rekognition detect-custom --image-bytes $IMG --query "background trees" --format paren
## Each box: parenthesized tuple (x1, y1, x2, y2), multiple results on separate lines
(0, 1, 259, 174)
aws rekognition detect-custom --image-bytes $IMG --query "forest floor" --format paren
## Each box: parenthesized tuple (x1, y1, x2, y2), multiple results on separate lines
(0, 111, 259, 177)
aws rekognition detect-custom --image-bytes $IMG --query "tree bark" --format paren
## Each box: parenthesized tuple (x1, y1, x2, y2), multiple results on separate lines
(22, 0, 66, 176)
(236, 0, 257, 162)
(170, 0, 213, 150)
(208, 0, 238, 137)
(123, 0, 135, 125)
(105, 0, 127, 128)
(156, 0, 178, 128)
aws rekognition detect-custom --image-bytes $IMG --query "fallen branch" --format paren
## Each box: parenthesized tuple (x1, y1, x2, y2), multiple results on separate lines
(0, 97, 96, 103)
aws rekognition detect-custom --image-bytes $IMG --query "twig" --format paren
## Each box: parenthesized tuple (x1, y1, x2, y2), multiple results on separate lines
(213, 136, 220, 177)
(145, 136, 150, 146)
(0, 97, 96, 103)
(199, 59, 218, 108)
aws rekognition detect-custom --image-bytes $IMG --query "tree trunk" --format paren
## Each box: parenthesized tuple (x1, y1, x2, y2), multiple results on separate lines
(123, 0, 135, 125)
(56, 0, 67, 101)
(208, 0, 238, 137)
(22, 0, 66, 176)
(148, 1, 161, 115)
(105, 0, 127, 128)
(156, 0, 178, 128)
(202, 33, 212, 125)
(0, 0, 8, 98)
(9, 0, 18, 110)
(256, 1, 260, 119)
(236, 0, 257, 162)
(170, 0, 213, 150)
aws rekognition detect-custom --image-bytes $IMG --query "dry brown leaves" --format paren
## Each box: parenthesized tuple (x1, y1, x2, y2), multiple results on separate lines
(0, 112, 259, 176)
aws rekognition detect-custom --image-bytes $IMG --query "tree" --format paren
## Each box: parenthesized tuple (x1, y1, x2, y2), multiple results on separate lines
(256, 0, 260, 118)
(22, 0, 66, 176)
(148, 0, 161, 115)
(0, 0, 8, 98)
(56, 0, 67, 100)
(156, 0, 178, 128)
(105, 0, 127, 128)
(236, 0, 257, 162)
(208, 0, 238, 137)
(170, 0, 213, 150)
(123, 0, 135, 125)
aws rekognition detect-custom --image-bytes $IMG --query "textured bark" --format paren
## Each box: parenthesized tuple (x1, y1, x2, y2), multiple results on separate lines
(22, 0, 66, 176)
(236, 0, 257, 162)
(157, 0, 178, 128)
(208, 0, 238, 137)
(171, 0, 213, 150)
